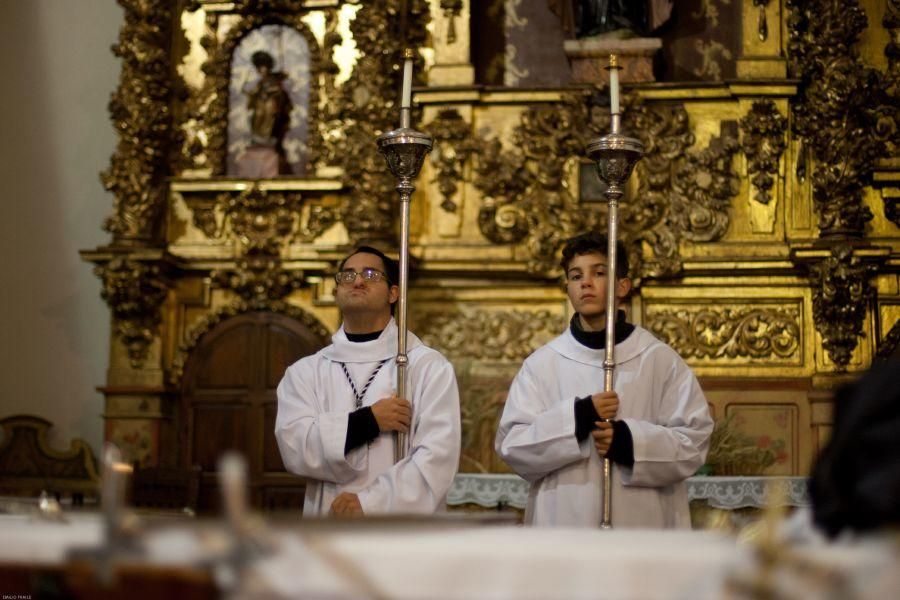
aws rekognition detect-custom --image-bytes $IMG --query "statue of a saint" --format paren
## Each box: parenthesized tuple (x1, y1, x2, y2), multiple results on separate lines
(237, 51, 293, 177)
(549, 0, 673, 39)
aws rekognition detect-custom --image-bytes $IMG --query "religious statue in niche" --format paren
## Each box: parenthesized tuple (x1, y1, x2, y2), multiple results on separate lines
(548, 0, 673, 38)
(227, 24, 311, 178)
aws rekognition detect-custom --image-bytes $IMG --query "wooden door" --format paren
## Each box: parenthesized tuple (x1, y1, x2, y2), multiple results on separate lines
(181, 311, 327, 512)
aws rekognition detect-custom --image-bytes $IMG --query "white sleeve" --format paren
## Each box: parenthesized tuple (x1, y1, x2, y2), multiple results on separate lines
(356, 353, 461, 514)
(494, 359, 589, 483)
(274, 361, 367, 485)
(620, 354, 713, 487)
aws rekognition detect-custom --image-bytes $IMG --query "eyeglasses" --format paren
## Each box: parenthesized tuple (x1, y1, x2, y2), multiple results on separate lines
(334, 267, 390, 285)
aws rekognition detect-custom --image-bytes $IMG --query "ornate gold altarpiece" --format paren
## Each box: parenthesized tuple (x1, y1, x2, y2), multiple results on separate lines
(81, 0, 900, 505)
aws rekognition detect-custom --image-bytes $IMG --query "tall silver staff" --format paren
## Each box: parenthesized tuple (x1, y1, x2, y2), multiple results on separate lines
(585, 55, 644, 529)
(377, 48, 433, 463)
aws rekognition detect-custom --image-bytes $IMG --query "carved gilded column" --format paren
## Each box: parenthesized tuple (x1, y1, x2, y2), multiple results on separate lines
(101, 0, 182, 245)
(86, 0, 182, 466)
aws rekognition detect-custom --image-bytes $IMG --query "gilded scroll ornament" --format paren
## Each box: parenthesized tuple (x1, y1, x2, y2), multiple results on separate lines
(426, 109, 477, 212)
(645, 306, 801, 361)
(95, 258, 170, 368)
(808, 245, 875, 370)
(787, 0, 899, 237)
(184, 185, 337, 249)
(739, 100, 787, 206)
(101, 0, 182, 243)
(170, 300, 330, 385)
(472, 91, 739, 278)
(319, 0, 430, 243)
(415, 309, 565, 361)
(213, 254, 306, 307)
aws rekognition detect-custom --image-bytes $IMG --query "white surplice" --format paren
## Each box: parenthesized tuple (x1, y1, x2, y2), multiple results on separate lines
(495, 325, 713, 528)
(275, 318, 461, 516)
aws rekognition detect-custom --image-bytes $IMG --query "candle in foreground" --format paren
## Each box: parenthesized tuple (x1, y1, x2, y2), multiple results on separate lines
(401, 51, 413, 110)
(609, 54, 620, 115)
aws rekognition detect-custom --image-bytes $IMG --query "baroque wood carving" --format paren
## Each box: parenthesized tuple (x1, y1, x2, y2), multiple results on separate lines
(645, 306, 801, 362)
(876, 318, 900, 360)
(471, 92, 740, 277)
(807, 245, 876, 370)
(415, 309, 565, 362)
(426, 109, 478, 213)
(319, 0, 431, 243)
(170, 301, 330, 385)
(787, 0, 899, 237)
(95, 258, 171, 368)
(740, 100, 787, 206)
(102, 0, 182, 244)
(188, 186, 338, 251)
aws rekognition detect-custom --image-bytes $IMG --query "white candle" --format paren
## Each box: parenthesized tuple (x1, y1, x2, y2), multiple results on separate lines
(609, 55, 620, 115)
(401, 56, 413, 109)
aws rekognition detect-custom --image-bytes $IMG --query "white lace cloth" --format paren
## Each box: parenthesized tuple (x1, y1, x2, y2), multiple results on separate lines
(448, 473, 810, 510)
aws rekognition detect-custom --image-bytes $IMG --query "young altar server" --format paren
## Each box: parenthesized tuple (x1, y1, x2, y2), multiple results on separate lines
(276, 247, 461, 517)
(495, 232, 714, 528)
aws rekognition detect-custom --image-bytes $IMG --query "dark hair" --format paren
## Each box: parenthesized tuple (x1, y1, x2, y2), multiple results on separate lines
(339, 246, 399, 315)
(560, 232, 629, 277)
(251, 51, 275, 70)
(810, 361, 900, 537)
(339, 246, 400, 286)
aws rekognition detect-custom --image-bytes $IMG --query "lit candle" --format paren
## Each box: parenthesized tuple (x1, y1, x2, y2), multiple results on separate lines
(609, 54, 620, 115)
(401, 53, 413, 110)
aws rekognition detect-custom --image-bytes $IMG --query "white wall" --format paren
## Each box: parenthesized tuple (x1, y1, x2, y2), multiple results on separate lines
(0, 1, 123, 452)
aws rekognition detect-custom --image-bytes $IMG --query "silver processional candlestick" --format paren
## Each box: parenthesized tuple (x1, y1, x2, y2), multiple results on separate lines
(585, 55, 644, 529)
(377, 48, 433, 464)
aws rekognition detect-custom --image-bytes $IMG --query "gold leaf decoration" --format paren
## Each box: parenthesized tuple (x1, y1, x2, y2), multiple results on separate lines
(740, 100, 787, 205)
(471, 91, 740, 278)
(318, 0, 431, 244)
(170, 300, 330, 385)
(787, 0, 898, 236)
(101, 0, 183, 243)
(415, 309, 565, 362)
(95, 258, 171, 368)
(646, 306, 801, 361)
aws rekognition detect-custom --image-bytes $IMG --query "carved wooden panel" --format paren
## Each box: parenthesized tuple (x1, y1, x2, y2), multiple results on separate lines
(181, 311, 327, 511)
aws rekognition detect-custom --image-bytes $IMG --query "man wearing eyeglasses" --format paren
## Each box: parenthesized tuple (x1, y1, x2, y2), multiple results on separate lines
(275, 246, 461, 517)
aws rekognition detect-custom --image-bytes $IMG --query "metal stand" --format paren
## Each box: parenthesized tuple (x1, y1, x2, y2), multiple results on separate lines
(585, 109, 644, 528)
(377, 103, 433, 463)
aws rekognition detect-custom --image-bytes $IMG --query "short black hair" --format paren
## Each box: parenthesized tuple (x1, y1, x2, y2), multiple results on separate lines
(560, 232, 629, 277)
(339, 246, 399, 285)
(251, 51, 275, 70)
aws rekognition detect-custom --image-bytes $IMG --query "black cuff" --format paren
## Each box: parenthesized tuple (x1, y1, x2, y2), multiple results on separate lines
(344, 406, 381, 454)
(605, 420, 635, 467)
(574, 396, 601, 441)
